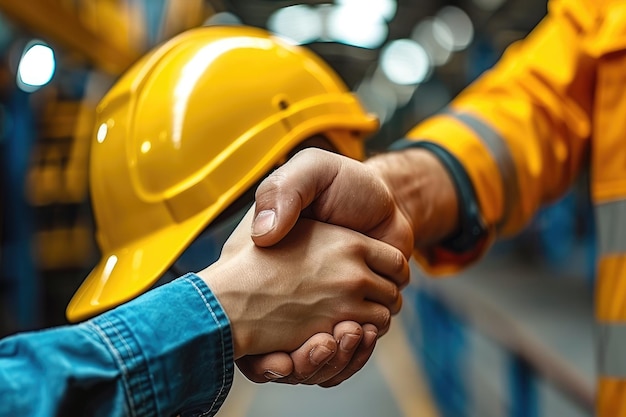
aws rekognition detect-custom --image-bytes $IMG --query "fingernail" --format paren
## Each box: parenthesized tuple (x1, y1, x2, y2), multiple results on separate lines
(340, 334, 361, 351)
(363, 330, 378, 348)
(251, 210, 276, 237)
(309, 346, 334, 366)
(264, 370, 286, 380)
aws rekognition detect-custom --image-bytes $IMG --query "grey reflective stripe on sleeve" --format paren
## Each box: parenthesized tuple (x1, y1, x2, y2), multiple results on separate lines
(444, 109, 520, 230)
(598, 322, 626, 377)
(595, 199, 626, 256)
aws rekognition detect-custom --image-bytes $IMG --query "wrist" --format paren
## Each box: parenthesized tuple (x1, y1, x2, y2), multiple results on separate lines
(365, 147, 459, 248)
(196, 263, 249, 360)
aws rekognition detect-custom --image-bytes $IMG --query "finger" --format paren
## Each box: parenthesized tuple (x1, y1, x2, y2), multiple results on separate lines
(319, 324, 379, 388)
(363, 241, 411, 289)
(352, 302, 391, 336)
(362, 276, 404, 316)
(236, 352, 294, 383)
(272, 333, 340, 385)
(353, 258, 404, 314)
(297, 321, 365, 385)
(252, 149, 342, 247)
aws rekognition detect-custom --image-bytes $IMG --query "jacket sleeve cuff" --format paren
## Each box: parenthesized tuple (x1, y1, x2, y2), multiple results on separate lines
(406, 112, 506, 230)
(389, 138, 494, 275)
(89, 273, 234, 417)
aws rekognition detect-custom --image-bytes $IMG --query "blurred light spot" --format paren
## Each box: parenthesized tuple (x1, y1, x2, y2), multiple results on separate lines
(267, 5, 322, 44)
(327, 4, 388, 49)
(96, 122, 108, 143)
(411, 18, 452, 66)
(472, 0, 506, 11)
(204, 11, 242, 26)
(432, 18, 455, 51)
(17, 42, 55, 92)
(336, 0, 397, 21)
(436, 6, 474, 51)
(140, 141, 151, 153)
(356, 78, 398, 125)
(381, 39, 431, 85)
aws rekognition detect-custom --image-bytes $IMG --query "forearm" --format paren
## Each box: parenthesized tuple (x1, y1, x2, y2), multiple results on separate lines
(365, 147, 459, 249)
(0, 275, 234, 417)
(407, 3, 593, 236)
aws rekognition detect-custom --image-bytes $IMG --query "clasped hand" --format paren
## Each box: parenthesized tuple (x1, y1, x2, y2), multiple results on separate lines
(225, 148, 415, 386)
(198, 197, 410, 385)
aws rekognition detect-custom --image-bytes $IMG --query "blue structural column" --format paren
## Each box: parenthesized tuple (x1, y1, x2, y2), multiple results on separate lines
(0, 86, 41, 332)
(141, 0, 167, 46)
(508, 355, 538, 417)
(410, 288, 468, 417)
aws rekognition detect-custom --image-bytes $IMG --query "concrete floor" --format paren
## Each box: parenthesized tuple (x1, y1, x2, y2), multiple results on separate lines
(216, 313, 440, 417)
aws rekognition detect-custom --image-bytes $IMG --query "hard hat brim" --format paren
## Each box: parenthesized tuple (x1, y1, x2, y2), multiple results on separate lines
(65, 211, 207, 322)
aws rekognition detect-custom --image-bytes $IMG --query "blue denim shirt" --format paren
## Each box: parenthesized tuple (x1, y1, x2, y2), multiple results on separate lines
(0, 274, 234, 417)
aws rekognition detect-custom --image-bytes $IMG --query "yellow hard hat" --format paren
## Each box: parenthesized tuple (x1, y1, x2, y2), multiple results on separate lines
(66, 25, 379, 322)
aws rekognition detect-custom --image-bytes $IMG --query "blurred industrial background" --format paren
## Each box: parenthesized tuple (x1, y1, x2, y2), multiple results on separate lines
(0, 1, 596, 416)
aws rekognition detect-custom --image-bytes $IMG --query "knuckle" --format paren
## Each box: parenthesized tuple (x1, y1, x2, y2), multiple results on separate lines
(388, 248, 410, 287)
(343, 273, 368, 293)
(390, 280, 400, 299)
(294, 147, 324, 161)
(341, 236, 363, 255)
(389, 284, 401, 309)
(255, 171, 289, 200)
(378, 308, 391, 330)
(391, 249, 406, 274)
(389, 292, 403, 315)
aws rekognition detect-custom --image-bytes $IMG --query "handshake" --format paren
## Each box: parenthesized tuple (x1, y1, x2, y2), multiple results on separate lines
(203, 146, 454, 387)
(201, 148, 413, 387)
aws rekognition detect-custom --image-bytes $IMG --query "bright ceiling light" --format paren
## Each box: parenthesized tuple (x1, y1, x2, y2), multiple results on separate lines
(327, 4, 388, 49)
(17, 42, 55, 92)
(267, 5, 322, 45)
(381, 39, 431, 85)
(356, 78, 398, 125)
(336, 0, 397, 21)
(432, 18, 455, 51)
(435, 6, 474, 51)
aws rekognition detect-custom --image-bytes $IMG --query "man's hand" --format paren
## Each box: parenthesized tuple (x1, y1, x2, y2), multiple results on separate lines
(241, 147, 459, 386)
(250, 148, 415, 258)
(236, 321, 378, 387)
(198, 208, 409, 358)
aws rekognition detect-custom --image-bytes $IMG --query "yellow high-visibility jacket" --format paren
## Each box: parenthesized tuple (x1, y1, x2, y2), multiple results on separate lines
(408, 0, 626, 414)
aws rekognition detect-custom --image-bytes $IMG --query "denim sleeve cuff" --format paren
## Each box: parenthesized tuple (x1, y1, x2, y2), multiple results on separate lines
(88, 273, 234, 417)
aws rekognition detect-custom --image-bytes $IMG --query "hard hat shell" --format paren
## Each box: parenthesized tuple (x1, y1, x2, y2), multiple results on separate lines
(66, 25, 378, 322)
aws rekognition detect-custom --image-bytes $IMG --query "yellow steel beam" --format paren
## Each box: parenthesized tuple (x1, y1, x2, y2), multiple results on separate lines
(0, 0, 139, 75)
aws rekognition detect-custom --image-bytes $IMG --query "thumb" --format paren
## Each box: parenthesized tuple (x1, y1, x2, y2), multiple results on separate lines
(251, 148, 342, 247)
